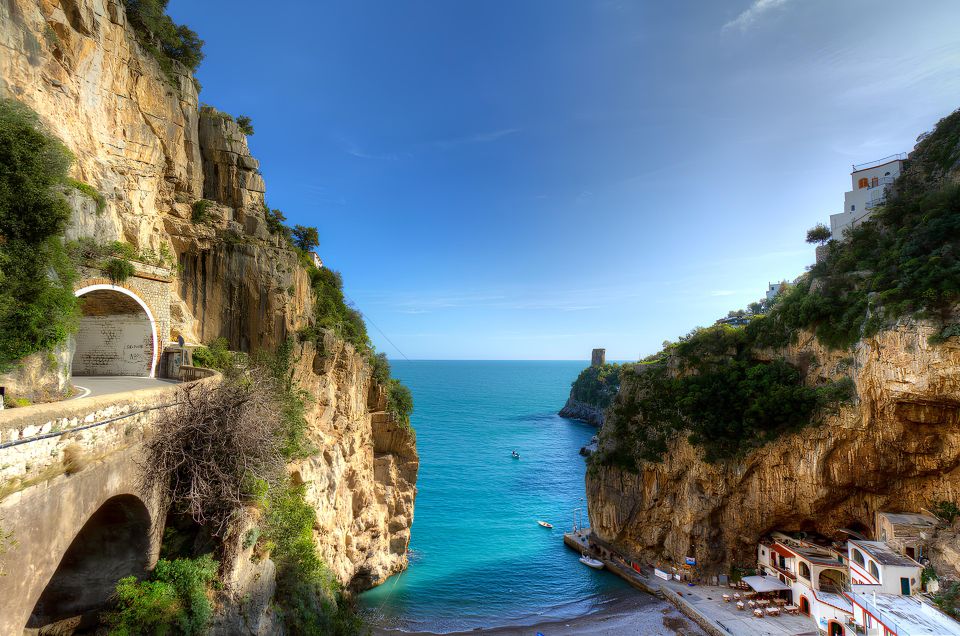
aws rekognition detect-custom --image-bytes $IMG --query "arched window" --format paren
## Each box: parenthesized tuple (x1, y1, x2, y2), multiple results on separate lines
(869, 561, 880, 580)
(852, 549, 865, 567)
(858, 177, 869, 189)
(799, 562, 811, 579)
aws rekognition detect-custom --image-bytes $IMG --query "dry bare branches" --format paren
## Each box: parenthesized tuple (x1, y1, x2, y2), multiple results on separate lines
(140, 371, 286, 537)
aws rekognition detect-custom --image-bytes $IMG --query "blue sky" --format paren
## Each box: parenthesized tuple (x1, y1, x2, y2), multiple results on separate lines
(169, 0, 960, 360)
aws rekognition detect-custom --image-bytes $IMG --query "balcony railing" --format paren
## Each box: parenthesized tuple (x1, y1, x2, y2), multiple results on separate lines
(865, 176, 896, 189)
(853, 153, 908, 172)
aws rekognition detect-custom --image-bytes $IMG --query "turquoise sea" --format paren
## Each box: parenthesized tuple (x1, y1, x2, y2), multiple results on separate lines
(359, 360, 635, 633)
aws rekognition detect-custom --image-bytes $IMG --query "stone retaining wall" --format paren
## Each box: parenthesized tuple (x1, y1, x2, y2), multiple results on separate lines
(0, 375, 218, 486)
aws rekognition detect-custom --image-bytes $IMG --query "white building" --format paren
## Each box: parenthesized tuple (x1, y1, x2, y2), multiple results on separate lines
(309, 251, 324, 269)
(765, 281, 790, 304)
(758, 533, 853, 632)
(848, 586, 960, 636)
(848, 540, 922, 596)
(829, 154, 906, 238)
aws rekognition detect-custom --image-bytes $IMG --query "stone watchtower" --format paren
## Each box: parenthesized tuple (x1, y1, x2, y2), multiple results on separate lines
(591, 348, 606, 367)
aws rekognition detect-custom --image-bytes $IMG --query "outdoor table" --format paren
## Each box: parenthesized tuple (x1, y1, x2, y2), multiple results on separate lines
(784, 605, 799, 615)
(747, 600, 756, 608)
(773, 598, 787, 606)
(765, 607, 780, 616)
(744, 591, 757, 598)
(736, 601, 745, 610)
(723, 594, 731, 602)
(756, 599, 770, 608)
(753, 609, 764, 618)
(733, 593, 741, 600)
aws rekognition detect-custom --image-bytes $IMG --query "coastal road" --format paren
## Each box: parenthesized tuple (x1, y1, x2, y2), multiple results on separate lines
(71, 376, 180, 400)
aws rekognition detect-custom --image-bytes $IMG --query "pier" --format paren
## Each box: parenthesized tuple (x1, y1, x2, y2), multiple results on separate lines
(564, 530, 818, 636)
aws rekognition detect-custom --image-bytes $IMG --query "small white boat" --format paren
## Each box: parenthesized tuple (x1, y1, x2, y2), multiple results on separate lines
(579, 555, 604, 570)
(537, 520, 553, 529)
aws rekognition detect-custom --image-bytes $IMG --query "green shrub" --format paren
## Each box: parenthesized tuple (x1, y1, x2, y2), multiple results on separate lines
(68, 178, 106, 213)
(104, 257, 135, 284)
(123, 0, 204, 79)
(191, 199, 212, 224)
(0, 98, 79, 372)
(264, 205, 288, 236)
(306, 267, 370, 352)
(569, 363, 621, 409)
(190, 337, 235, 370)
(104, 554, 218, 635)
(934, 581, 960, 619)
(369, 351, 391, 386)
(933, 500, 960, 523)
(236, 115, 254, 136)
(387, 379, 414, 427)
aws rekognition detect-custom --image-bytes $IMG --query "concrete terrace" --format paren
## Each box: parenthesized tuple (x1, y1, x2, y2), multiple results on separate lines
(664, 585, 818, 636)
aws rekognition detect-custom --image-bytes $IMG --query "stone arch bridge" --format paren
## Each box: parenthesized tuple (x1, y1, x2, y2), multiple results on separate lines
(0, 373, 216, 634)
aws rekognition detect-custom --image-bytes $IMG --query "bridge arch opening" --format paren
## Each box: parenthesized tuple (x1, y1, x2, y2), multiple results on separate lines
(27, 494, 152, 631)
(73, 284, 158, 378)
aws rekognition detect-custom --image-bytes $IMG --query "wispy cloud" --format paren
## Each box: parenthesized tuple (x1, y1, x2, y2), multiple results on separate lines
(432, 128, 521, 150)
(723, 0, 791, 32)
(344, 144, 405, 161)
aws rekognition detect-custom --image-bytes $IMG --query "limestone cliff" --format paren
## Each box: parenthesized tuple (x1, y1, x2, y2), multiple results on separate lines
(0, 0, 416, 604)
(558, 395, 605, 426)
(291, 334, 418, 589)
(0, 0, 310, 353)
(586, 317, 960, 576)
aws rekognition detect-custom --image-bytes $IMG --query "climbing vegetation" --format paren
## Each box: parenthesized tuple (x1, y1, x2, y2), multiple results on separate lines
(190, 337, 243, 371)
(0, 98, 79, 372)
(762, 108, 960, 350)
(592, 324, 855, 468)
(124, 0, 204, 78)
(387, 379, 414, 428)
(105, 554, 218, 635)
(569, 363, 621, 409)
(68, 178, 106, 213)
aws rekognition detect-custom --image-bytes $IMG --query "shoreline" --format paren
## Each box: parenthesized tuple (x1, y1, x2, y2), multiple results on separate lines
(370, 589, 706, 636)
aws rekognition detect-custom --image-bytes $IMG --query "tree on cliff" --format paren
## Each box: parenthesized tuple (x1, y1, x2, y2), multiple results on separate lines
(293, 225, 320, 252)
(805, 223, 832, 245)
(125, 0, 205, 73)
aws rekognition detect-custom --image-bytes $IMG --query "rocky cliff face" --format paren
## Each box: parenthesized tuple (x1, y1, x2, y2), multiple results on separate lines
(558, 396, 605, 426)
(0, 0, 310, 352)
(292, 334, 418, 589)
(1, 0, 416, 600)
(587, 321, 960, 575)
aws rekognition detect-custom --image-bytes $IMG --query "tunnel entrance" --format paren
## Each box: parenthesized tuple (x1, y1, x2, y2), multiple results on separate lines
(27, 495, 152, 631)
(73, 285, 157, 377)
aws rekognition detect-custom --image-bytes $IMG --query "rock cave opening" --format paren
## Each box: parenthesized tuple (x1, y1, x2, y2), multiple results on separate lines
(26, 494, 152, 631)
